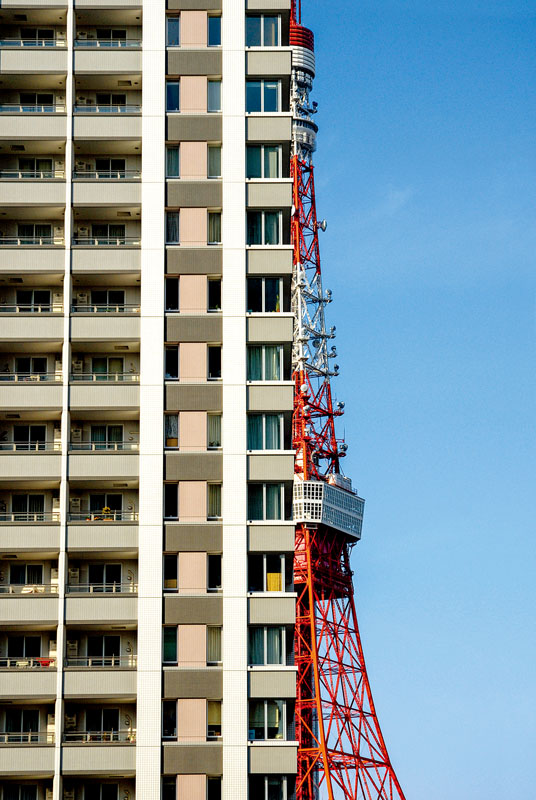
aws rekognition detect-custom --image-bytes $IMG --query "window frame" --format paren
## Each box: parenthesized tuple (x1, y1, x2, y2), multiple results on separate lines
(166, 80, 180, 112)
(207, 211, 222, 245)
(246, 276, 284, 312)
(166, 15, 180, 47)
(248, 775, 292, 800)
(248, 553, 289, 593)
(165, 211, 180, 244)
(207, 482, 222, 520)
(248, 626, 287, 666)
(247, 413, 283, 450)
(248, 699, 287, 741)
(207, 80, 222, 113)
(165, 145, 180, 178)
(207, 144, 222, 178)
(245, 14, 281, 48)
(246, 344, 284, 382)
(247, 482, 285, 521)
(207, 15, 222, 47)
(246, 210, 283, 246)
(246, 144, 282, 179)
(245, 79, 281, 113)
(207, 413, 222, 449)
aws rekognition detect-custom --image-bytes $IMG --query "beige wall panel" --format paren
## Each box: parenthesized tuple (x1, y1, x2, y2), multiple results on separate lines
(179, 411, 207, 451)
(246, 0, 290, 8)
(74, 49, 141, 74)
(67, 523, 138, 553)
(246, 247, 293, 275)
(69, 384, 140, 412)
(180, 207, 207, 246)
(0, 453, 61, 481)
(179, 551, 206, 594)
(0, 670, 56, 701)
(248, 596, 296, 625)
(178, 775, 206, 800)
(67, 452, 139, 480)
(73, 115, 141, 140)
(166, 452, 223, 481)
(246, 50, 292, 76)
(167, 246, 222, 275)
(62, 744, 136, 774)
(246, 115, 292, 142)
(180, 141, 208, 179)
(181, 76, 207, 113)
(63, 669, 137, 699)
(0, 247, 65, 274)
(72, 181, 141, 206)
(179, 274, 207, 313)
(246, 315, 293, 343)
(72, 247, 140, 273)
(179, 341, 206, 382)
(249, 744, 297, 774)
(0, 114, 66, 141)
(247, 453, 295, 482)
(65, 596, 137, 624)
(0, 384, 63, 412)
(0, 181, 65, 206)
(0, 316, 63, 342)
(177, 698, 206, 742)
(165, 523, 222, 552)
(179, 479, 207, 521)
(246, 180, 292, 208)
(181, 11, 208, 48)
(0, 746, 55, 775)
(249, 669, 296, 698)
(247, 384, 294, 412)
(70, 315, 140, 342)
(162, 743, 222, 774)
(248, 524, 295, 553)
(0, 597, 57, 626)
(0, 525, 60, 554)
(178, 624, 206, 666)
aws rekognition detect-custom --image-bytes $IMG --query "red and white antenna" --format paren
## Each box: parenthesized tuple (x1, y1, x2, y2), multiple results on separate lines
(290, 5, 408, 799)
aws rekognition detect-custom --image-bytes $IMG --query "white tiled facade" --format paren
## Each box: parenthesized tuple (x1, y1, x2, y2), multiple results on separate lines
(0, 0, 297, 798)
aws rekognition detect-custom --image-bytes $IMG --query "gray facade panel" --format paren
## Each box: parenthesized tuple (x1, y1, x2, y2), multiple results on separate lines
(246, 181, 292, 208)
(168, 0, 221, 6)
(166, 247, 222, 275)
(165, 523, 223, 552)
(166, 315, 222, 342)
(246, 248, 293, 275)
(247, 454, 295, 482)
(246, 316, 293, 343)
(164, 595, 223, 625)
(167, 115, 222, 142)
(165, 452, 223, 481)
(248, 670, 296, 699)
(163, 744, 223, 774)
(166, 383, 223, 411)
(249, 745, 297, 774)
(247, 384, 294, 412)
(246, 50, 292, 77)
(167, 181, 222, 208)
(248, 596, 296, 625)
(246, 115, 292, 142)
(164, 669, 223, 698)
(167, 50, 222, 76)
(248, 525, 294, 553)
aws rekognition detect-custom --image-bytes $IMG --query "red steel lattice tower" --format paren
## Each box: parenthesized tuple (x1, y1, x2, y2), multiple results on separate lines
(290, 4, 407, 799)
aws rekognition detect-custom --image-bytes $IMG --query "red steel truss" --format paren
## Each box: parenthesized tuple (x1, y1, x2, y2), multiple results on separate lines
(290, 8, 407, 800)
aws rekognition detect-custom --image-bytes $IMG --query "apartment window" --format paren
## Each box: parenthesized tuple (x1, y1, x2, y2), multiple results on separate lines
(90, 424, 123, 450)
(17, 223, 52, 242)
(208, 279, 221, 311)
(95, 92, 126, 107)
(11, 494, 45, 521)
(248, 699, 286, 740)
(166, 145, 180, 177)
(208, 212, 222, 244)
(162, 779, 176, 800)
(19, 157, 53, 178)
(247, 483, 284, 521)
(246, 15, 280, 47)
(246, 145, 281, 178)
(163, 627, 177, 663)
(165, 346, 178, 379)
(163, 555, 178, 591)
(91, 356, 124, 379)
(10, 563, 43, 586)
(208, 554, 222, 592)
(166, 212, 180, 244)
(249, 776, 293, 800)
(87, 635, 120, 666)
(248, 627, 286, 666)
(15, 357, 47, 376)
(89, 493, 122, 518)
(87, 563, 121, 591)
(90, 289, 125, 310)
(165, 415, 179, 447)
(96, 28, 126, 42)
(247, 211, 281, 245)
(247, 414, 283, 450)
(247, 345, 282, 381)
(247, 277, 282, 312)
(13, 424, 47, 451)
(2, 785, 38, 800)
(248, 554, 292, 593)
(207, 414, 222, 449)
(164, 484, 178, 519)
(7, 635, 41, 660)
(166, 81, 180, 111)
(20, 92, 54, 110)
(207, 701, 222, 739)
(162, 701, 177, 739)
(208, 484, 222, 519)
(207, 626, 222, 665)
(4, 709, 39, 741)
(208, 346, 221, 380)
(207, 778, 222, 800)
(165, 277, 179, 311)
(246, 80, 280, 113)
(208, 16, 221, 46)
(207, 80, 222, 112)
(92, 223, 125, 243)
(208, 145, 221, 178)
(166, 16, 180, 46)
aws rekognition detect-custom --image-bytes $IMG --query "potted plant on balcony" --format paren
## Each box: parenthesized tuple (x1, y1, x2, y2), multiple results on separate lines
(102, 506, 113, 521)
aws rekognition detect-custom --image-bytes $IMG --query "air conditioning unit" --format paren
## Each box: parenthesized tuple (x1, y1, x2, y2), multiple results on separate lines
(52, 496, 60, 516)
(68, 567, 80, 585)
(69, 497, 81, 513)
(55, 359, 62, 375)
(71, 427, 82, 443)
(76, 291, 89, 304)
(53, 226, 63, 244)
(50, 567, 59, 586)
(64, 791, 75, 800)
(75, 161, 88, 171)
(45, 789, 53, 800)
(66, 640, 78, 657)
(52, 292, 62, 311)
(77, 31, 88, 40)
(77, 227, 89, 238)
(47, 713, 55, 732)
(48, 638, 57, 657)
(64, 713, 77, 730)
(72, 359, 84, 374)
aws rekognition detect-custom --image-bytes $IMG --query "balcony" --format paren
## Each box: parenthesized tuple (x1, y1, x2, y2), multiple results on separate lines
(74, 49, 141, 74)
(72, 179, 141, 206)
(0, 103, 65, 114)
(62, 737, 136, 776)
(72, 235, 140, 246)
(0, 47, 68, 74)
(68, 510, 138, 522)
(0, 235, 63, 246)
(65, 593, 137, 624)
(63, 729, 135, 743)
(0, 178, 66, 206)
(0, 452, 62, 481)
(0, 583, 57, 595)
(0, 660, 57, 701)
(0, 738, 55, 774)
(0, 731, 54, 744)
(0, 106, 66, 141)
(67, 520, 138, 555)
(0, 315, 64, 344)
(66, 582, 137, 594)
(74, 103, 140, 114)
(0, 378, 63, 412)
(73, 169, 140, 180)
(73, 111, 141, 140)
(68, 453, 139, 482)
(0, 591, 59, 625)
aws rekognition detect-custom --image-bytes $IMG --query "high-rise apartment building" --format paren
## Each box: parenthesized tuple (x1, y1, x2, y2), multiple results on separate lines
(0, 1, 299, 799)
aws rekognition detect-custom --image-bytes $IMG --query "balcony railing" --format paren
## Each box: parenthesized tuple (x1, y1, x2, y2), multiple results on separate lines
(65, 655, 137, 668)
(63, 729, 136, 744)
(66, 582, 137, 594)
(71, 303, 140, 313)
(0, 38, 65, 48)
(67, 511, 138, 522)
(0, 441, 60, 451)
(70, 372, 139, 382)
(0, 656, 57, 669)
(0, 104, 64, 113)
(0, 304, 62, 313)
(74, 39, 141, 48)
(73, 104, 141, 114)
(0, 584, 58, 594)
(0, 373, 62, 382)
(0, 170, 59, 180)
(0, 731, 53, 744)
(0, 512, 60, 523)
(0, 237, 62, 246)
(71, 237, 140, 247)
(69, 441, 139, 451)
(72, 170, 141, 180)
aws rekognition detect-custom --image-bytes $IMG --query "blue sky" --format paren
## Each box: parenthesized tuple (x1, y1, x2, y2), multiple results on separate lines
(306, 1, 535, 797)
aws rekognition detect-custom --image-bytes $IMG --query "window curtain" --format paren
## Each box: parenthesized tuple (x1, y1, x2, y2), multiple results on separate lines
(265, 484, 282, 520)
(247, 415, 263, 450)
(207, 415, 221, 448)
(264, 146, 279, 178)
(264, 212, 279, 245)
(91, 425, 107, 449)
(248, 701, 265, 737)
(264, 346, 280, 380)
(166, 212, 179, 243)
(207, 626, 222, 663)
(247, 146, 262, 179)
(208, 146, 221, 178)
(264, 17, 279, 47)
(28, 494, 44, 517)
(248, 628, 264, 665)
(264, 278, 280, 312)
(247, 211, 262, 245)
(208, 484, 221, 518)
(247, 346, 263, 381)
(267, 628, 282, 664)
(163, 627, 177, 662)
(207, 700, 222, 726)
(166, 146, 179, 177)
(267, 778, 284, 800)
(247, 485, 264, 520)
(208, 212, 221, 244)
(266, 700, 283, 739)
(165, 415, 179, 446)
(26, 564, 43, 585)
(265, 415, 280, 449)
(207, 81, 221, 112)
